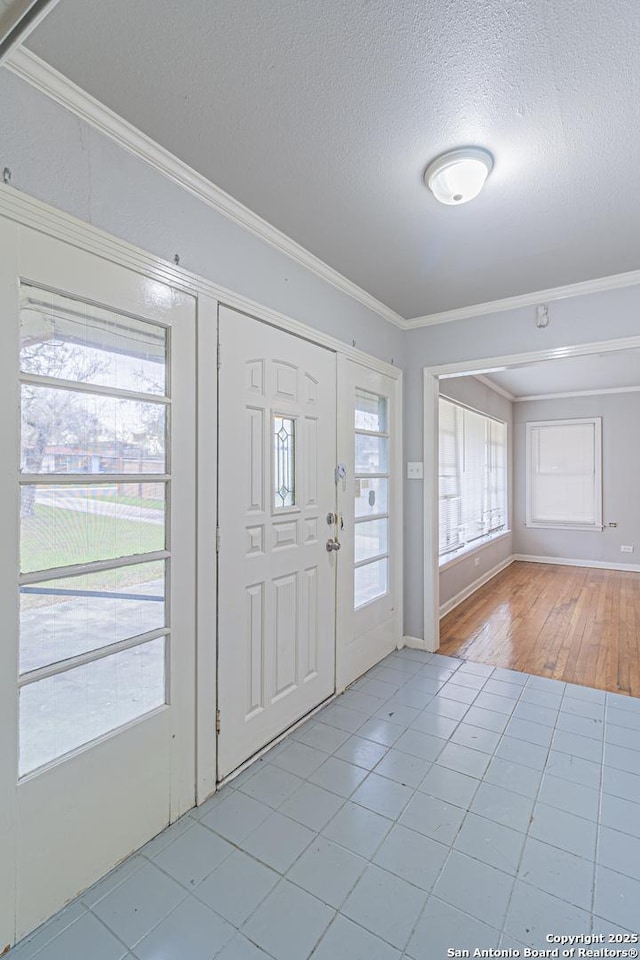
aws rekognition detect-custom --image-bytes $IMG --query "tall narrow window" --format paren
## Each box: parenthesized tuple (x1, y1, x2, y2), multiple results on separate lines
(526, 418, 602, 529)
(438, 397, 507, 560)
(18, 287, 170, 776)
(354, 389, 389, 607)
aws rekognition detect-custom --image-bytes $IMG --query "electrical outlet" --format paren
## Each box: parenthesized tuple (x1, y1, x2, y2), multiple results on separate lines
(621, 545, 634, 553)
(474, 556, 480, 566)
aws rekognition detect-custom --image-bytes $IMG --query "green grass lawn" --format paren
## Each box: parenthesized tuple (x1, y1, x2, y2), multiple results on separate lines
(21, 504, 164, 575)
(99, 494, 165, 510)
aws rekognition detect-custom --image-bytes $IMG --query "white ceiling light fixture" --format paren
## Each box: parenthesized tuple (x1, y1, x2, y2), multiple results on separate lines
(425, 147, 494, 205)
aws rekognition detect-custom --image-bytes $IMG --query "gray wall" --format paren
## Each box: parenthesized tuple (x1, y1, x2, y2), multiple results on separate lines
(404, 289, 640, 640)
(513, 392, 640, 564)
(438, 377, 513, 609)
(0, 70, 405, 366)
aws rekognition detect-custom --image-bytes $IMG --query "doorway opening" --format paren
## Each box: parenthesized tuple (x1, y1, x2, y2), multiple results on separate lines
(424, 335, 640, 696)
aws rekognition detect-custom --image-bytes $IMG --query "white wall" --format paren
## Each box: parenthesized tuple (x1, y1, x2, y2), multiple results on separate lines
(438, 376, 513, 608)
(0, 69, 405, 366)
(404, 289, 640, 640)
(513, 392, 640, 565)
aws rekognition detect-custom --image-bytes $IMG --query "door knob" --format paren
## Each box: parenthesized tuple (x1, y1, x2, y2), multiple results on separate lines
(326, 538, 341, 552)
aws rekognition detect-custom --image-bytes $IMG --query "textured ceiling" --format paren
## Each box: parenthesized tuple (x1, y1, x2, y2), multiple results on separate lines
(484, 348, 640, 397)
(25, 0, 640, 319)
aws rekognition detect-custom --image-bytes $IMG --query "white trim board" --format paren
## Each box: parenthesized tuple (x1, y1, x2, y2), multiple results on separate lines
(439, 556, 515, 619)
(407, 269, 640, 328)
(513, 555, 640, 574)
(402, 636, 430, 651)
(4, 46, 407, 332)
(514, 384, 640, 402)
(425, 336, 640, 380)
(0, 185, 400, 380)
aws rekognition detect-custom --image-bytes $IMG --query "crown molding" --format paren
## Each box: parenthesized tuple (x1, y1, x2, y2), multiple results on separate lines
(407, 270, 640, 328)
(473, 374, 516, 402)
(0, 0, 59, 63)
(514, 384, 640, 402)
(4, 46, 408, 331)
(0, 184, 402, 380)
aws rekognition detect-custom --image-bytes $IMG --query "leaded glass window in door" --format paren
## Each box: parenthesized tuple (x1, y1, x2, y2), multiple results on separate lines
(273, 415, 296, 509)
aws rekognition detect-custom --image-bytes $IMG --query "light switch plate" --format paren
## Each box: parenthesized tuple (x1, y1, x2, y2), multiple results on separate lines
(407, 461, 424, 479)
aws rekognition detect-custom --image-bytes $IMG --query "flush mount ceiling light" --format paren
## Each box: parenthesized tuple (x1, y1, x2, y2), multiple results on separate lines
(424, 147, 494, 205)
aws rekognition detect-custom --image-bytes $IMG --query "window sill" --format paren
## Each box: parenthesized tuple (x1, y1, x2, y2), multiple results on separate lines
(439, 530, 511, 572)
(525, 522, 603, 532)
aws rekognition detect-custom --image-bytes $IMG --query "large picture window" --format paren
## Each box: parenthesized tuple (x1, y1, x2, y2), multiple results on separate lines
(439, 397, 507, 561)
(526, 418, 602, 530)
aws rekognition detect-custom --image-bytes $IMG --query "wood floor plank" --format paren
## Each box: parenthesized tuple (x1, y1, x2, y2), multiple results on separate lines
(439, 561, 640, 697)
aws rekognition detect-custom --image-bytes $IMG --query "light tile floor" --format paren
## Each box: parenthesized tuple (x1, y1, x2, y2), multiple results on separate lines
(11, 650, 640, 960)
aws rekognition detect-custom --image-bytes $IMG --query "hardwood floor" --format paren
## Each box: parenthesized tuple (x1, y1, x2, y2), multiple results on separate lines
(439, 561, 640, 697)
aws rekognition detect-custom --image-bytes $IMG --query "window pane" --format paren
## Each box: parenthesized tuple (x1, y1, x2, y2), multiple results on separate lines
(355, 434, 389, 474)
(20, 484, 165, 573)
(20, 287, 166, 395)
(355, 389, 387, 432)
(355, 559, 388, 608)
(354, 477, 388, 518)
(438, 397, 507, 557)
(19, 637, 166, 776)
(273, 415, 296, 509)
(355, 518, 388, 563)
(21, 385, 166, 475)
(20, 561, 165, 674)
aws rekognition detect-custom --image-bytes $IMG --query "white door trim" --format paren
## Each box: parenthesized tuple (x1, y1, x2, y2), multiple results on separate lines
(423, 333, 640, 653)
(195, 295, 218, 804)
(0, 186, 401, 378)
(0, 218, 19, 951)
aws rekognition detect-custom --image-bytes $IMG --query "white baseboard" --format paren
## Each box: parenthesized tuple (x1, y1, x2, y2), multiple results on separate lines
(514, 554, 640, 574)
(402, 636, 427, 650)
(439, 556, 515, 618)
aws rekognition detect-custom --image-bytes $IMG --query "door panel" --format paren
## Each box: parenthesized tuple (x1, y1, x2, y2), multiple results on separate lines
(336, 359, 402, 690)
(217, 307, 337, 779)
(0, 221, 196, 944)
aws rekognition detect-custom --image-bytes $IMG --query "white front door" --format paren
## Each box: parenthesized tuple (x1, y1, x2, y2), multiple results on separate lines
(217, 306, 337, 779)
(0, 221, 196, 945)
(336, 360, 402, 689)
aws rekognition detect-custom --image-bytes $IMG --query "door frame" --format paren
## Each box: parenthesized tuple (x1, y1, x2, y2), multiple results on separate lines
(423, 333, 640, 654)
(0, 185, 402, 812)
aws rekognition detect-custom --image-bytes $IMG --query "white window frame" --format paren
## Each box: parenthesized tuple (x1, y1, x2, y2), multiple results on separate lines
(525, 417, 603, 531)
